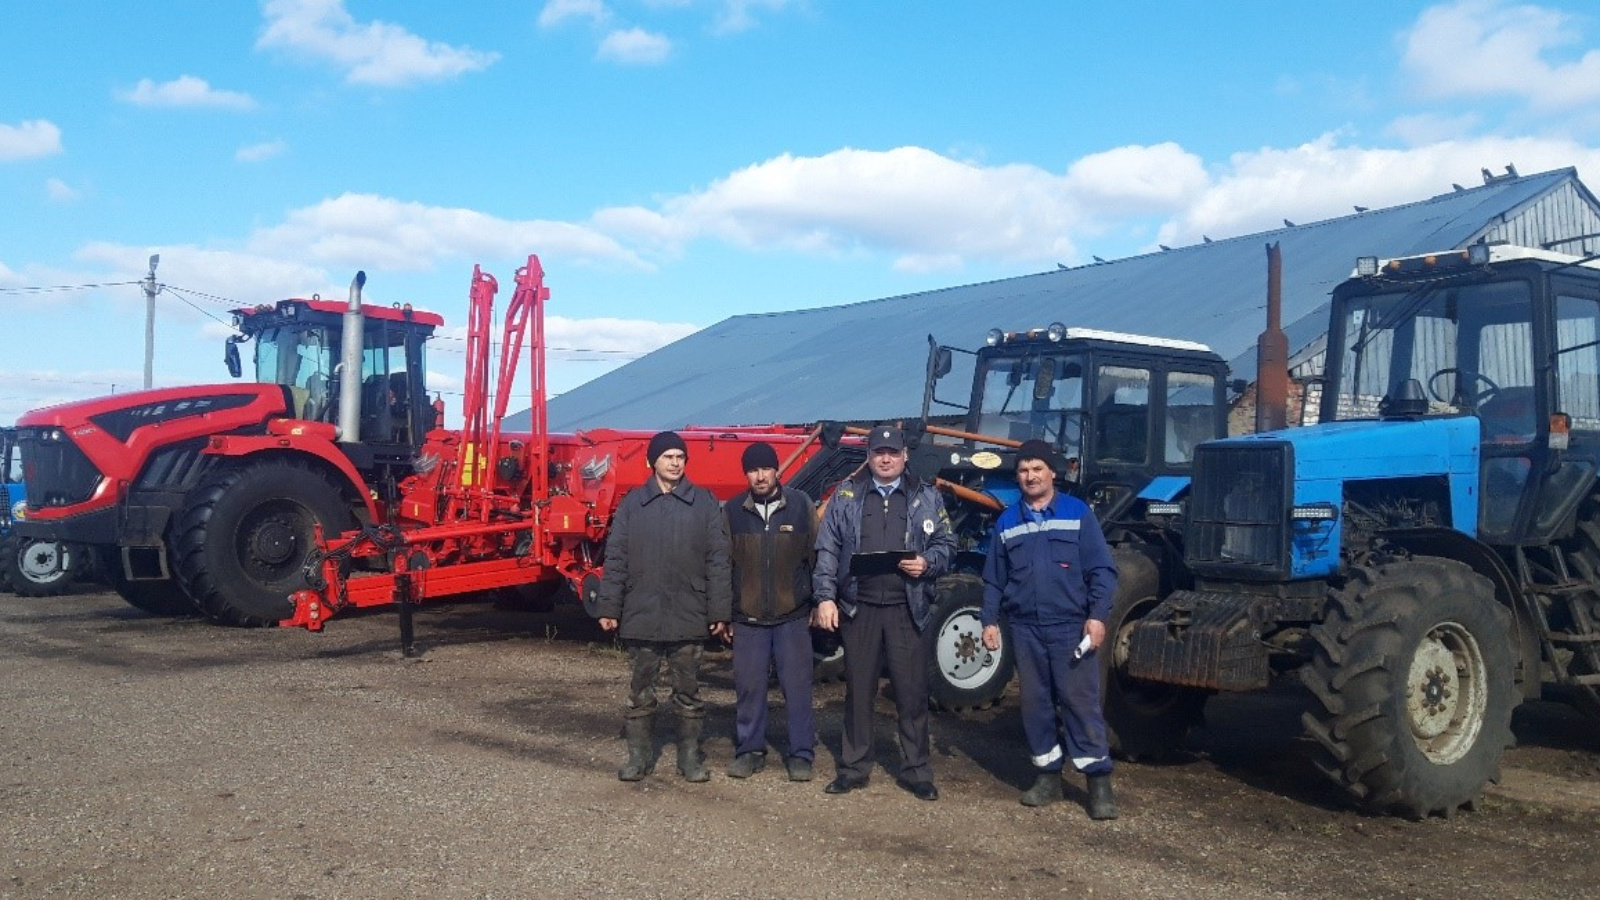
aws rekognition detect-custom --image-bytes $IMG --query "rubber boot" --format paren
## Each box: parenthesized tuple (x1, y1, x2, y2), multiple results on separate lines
(676, 716, 710, 782)
(617, 717, 654, 782)
(1087, 773, 1119, 820)
(1019, 771, 1062, 808)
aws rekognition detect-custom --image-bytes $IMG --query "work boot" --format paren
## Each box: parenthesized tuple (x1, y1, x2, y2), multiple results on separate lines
(785, 756, 813, 782)
(1020, 771, 1063, 808)
(1087, 773, 1119, 820)
(617, 717, 654, 782)
(676, 716, 710, 782)
(726, 751, 766, 779)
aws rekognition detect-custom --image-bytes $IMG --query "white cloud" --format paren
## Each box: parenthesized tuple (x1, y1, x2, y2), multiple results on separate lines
(0, 120, 63, 161)
(257, 0, 499, 87)
(712, 0, 793, 35)
(116, 76, 257, 110)
(597, 28, 672, 64)
(45, 178, 80, 202)
(248, 193, 648, 271)
(594, 145, 1197, 267)
(539, 0, 610, 28)
(1153, 132, 1600, 249)
(236, 140, 288, 163)
(1402, 0, 1600, 112)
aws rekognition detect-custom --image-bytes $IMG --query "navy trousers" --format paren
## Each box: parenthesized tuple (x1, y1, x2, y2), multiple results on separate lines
(731, 617, 815, 760)
(838, 602, 932, 783)
(1011, 620, 1112, 775)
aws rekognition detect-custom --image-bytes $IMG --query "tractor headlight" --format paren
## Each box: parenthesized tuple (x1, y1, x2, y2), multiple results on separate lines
(1046, 322, 1066, 342)
(1355, 256, 1380, 277)
(1291, 503, 1338, 521)
(985, 328, 1004, 347)
(1467, 242, 1491, 265)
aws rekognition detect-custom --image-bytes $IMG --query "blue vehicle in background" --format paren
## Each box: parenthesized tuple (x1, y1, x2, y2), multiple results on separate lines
(0, 426, 80, 596)
(1125, 243, 1600, 817)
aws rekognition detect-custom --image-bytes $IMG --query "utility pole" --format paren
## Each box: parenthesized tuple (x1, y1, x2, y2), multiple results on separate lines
(142, 254, 160, 390)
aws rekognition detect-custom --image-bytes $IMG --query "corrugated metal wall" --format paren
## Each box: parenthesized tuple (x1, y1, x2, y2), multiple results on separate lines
(1480, 181, 1600, 255)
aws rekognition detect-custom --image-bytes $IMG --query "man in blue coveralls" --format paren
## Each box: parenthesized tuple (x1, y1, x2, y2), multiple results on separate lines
(980, 439, 1119, 818)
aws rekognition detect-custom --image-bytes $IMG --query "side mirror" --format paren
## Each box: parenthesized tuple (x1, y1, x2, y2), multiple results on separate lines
(1033, 357, 1057, 401)
(932, 347, 953, 380)
(224, 336, 244, 379)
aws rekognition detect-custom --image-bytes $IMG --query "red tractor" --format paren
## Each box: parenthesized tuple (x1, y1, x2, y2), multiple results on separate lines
(13, 255, 829, 627)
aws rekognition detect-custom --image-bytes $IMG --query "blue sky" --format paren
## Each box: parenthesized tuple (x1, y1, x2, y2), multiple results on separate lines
(5, 0, 1600, 427)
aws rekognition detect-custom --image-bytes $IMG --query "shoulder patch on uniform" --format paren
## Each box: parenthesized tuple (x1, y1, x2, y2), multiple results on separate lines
(837, 488, 855, 499)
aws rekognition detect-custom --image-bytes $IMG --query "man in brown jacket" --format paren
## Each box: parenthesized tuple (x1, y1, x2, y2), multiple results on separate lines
(594, 431, 732, 783)
(723, 442, 817, 782)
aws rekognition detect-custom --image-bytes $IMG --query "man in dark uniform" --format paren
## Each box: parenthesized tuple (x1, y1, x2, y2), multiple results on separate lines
(594, 431, 733, 783)
(814, 424, 955, 801)
(724, 441, 818, 781)
(981, 439, 1119, 818)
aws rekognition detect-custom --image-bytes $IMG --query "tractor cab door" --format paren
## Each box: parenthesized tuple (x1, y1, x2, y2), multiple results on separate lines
(351, 317, 434, 451)
(1080, 354, 1224, 520)
(1532, 280, 1600, 542)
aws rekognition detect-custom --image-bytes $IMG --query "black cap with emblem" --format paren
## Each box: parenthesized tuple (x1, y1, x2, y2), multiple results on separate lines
(868, 424, 905, 451)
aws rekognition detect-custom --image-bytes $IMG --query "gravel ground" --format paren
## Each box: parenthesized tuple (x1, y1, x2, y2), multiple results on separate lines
(2, 590, 1597, 900)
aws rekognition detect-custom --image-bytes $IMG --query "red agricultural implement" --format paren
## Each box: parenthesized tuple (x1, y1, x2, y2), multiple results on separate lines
(11, 253, 832, 630)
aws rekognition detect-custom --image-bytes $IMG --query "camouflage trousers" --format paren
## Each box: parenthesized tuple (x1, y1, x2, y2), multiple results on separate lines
(623, 640, 705, 720)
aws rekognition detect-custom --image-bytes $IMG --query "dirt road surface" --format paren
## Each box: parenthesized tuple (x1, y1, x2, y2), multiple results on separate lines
(2, 591, 1596, 899)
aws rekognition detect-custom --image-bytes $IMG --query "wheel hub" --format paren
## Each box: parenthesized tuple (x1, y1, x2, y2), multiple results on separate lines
(936, 609, 996, 686)
(19, 542, 65, 581)
(1405, 622, 1487, 763)
(248, 518, 300, 567)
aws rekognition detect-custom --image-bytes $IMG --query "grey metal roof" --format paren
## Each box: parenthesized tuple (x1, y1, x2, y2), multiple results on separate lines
(531, 167, 1593, 432)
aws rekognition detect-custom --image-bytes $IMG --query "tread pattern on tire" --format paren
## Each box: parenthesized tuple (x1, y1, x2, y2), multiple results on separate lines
(173, 459, 352, 627)
(1300, 557, 1515, 818)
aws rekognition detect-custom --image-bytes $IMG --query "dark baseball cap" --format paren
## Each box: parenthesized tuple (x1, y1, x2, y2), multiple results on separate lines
(868, 425, 905, 451)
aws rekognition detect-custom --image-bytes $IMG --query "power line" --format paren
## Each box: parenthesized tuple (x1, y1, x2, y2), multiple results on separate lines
(0, 280, 141, 295)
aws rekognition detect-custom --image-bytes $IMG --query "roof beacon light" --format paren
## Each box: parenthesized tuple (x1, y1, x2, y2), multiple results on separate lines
(1355, 256, 1380, 277)
(985, 328, 1004, 347)
(1046, 321, 1067, 342)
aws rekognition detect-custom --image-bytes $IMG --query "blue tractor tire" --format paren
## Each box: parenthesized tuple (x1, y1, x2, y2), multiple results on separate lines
(1301, 557, 1516, 818)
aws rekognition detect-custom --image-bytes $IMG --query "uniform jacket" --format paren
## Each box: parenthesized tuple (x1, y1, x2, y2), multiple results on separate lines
(980, 491, 1117, 629)
(813, 474, 955, 632)
(724, 485, 816, 626)
(593, 477, 733, 642)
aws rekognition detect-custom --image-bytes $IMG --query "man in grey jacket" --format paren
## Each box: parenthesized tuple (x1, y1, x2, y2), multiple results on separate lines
(594, 431, 733, 783)
(814, 425, 955, 801)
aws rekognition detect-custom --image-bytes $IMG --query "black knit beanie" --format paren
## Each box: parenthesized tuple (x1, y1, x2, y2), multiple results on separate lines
(741, 441, 781, 472)
(647, 430, 688, 466)
(1015, 439, 1062, 474)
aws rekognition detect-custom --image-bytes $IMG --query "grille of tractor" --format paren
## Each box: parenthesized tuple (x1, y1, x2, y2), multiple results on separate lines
(1186, 442, 1291, 578)
(17, 428, 103, 508)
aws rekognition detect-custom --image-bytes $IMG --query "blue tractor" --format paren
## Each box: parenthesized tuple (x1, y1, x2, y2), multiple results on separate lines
(0, 426, 79, 596)
(1124, 243, 1600, 817)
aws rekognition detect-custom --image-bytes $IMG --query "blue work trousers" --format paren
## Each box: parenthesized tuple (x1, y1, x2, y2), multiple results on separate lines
(1012, 620, 1112, 775)
(731, 618, 816, 760)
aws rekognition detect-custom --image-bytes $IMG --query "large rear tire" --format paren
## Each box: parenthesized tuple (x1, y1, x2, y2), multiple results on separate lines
(1301, 557, 1516, 818)
(174, 460, 357, 627)
(0, 534, 80, 597)
(926, 573, 1015, 711)
(1102, 548, 1206, 760)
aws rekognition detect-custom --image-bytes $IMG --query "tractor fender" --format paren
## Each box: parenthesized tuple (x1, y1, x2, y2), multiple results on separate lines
(1379, 527, 1541, 700)
(201, 435, 378, 522)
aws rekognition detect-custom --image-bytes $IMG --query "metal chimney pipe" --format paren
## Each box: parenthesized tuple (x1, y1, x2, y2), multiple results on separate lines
(1256, 243, 1289, 433)
(337, 271, 367, 441)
